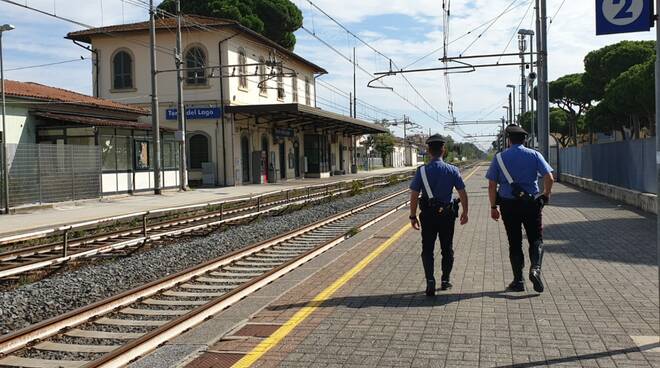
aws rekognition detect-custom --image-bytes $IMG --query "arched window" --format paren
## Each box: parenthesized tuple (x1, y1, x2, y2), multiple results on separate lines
(185, 46, 207, 85)
(238, 48, 248, 89)
(189, 134, 209, 169)
(259, 57, 267, 95)
(112, 50, 133, 90)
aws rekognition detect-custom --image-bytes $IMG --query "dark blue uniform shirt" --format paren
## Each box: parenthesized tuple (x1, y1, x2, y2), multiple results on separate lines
(410, 159, 466, 204)
(485, 144, 554, 199)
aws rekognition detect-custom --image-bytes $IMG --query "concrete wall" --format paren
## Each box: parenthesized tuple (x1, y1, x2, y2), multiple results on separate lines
(561, 173, 657, 214)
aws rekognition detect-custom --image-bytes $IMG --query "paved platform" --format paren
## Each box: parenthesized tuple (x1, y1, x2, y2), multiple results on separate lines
(162, 165, 659, 368)
(0, 167, 412, 237)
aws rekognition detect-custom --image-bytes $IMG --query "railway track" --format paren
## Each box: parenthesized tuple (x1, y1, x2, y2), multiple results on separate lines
(0, 173, 410, 282)
(0, 189, 410, 368)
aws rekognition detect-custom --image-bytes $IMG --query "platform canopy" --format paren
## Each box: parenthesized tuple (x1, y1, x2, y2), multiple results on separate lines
(225, 103, 389, 135)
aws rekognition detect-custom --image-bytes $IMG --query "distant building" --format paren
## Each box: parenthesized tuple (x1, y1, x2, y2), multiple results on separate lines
(66, 16, 386, 186)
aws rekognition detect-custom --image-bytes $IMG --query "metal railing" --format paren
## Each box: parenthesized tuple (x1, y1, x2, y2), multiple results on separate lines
(5, 143, 101, 208)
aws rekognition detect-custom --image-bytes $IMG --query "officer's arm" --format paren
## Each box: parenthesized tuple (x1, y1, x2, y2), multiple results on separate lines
(457, 189, 468, 215)
(409, 190, 420, 218)
(543, 173, 555, 198)
(488, 180, 498, 208)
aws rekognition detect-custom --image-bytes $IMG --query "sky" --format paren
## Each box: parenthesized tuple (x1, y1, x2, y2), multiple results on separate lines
(0, 0, 655, 149)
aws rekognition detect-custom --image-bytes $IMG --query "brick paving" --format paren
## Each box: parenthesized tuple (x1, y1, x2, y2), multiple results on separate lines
(223, 166, 658, 368)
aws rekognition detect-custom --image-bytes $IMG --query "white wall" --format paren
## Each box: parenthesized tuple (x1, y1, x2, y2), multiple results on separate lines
(0, 103, 36, 145)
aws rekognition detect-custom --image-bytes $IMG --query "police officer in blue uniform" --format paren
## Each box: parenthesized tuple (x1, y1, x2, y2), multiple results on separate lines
(410, 135, 469, 296)
(486, 125, 554, 293)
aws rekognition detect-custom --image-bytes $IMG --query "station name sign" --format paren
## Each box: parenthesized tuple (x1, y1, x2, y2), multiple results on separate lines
(166, 107, 221, 120)
(596, 0, 653, 35)
(273, 128, 295, 138)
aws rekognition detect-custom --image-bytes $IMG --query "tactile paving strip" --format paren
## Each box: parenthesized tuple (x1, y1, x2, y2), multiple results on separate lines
(233, 323, 282, 338)
(185, 352, 245, 368)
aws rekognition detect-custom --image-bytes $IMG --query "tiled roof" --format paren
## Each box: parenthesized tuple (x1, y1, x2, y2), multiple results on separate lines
(32, 112, 174, 131)
(66, 15, 327, 74)
(4, 80, 148, 115)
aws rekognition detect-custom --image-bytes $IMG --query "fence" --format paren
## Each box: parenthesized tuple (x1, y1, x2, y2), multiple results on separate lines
(4, 143, 101, 208)
(559, 138, 656, 194)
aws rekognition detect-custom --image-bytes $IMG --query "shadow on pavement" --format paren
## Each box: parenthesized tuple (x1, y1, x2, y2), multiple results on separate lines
(544, 218, 656, 266)
(494, 344, 657, 367)
(267, 290, 539, 311)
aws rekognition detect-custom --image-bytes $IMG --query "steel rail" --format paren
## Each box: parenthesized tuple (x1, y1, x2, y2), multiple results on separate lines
(0, 180, 384, 280)
(87, 196, 410, 368)
(0, 189, 409, 359)
(0, 171, 413, 246)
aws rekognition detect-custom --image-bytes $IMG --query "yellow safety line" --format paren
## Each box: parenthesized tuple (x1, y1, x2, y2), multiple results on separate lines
(463, 165, 481, 181)
(231, 224, 411, 368)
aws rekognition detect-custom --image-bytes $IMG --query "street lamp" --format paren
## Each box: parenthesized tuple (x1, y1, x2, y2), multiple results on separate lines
(506, 84, 516, 124)
(519, 29, 535, 149)
(0, 24, 14, 215)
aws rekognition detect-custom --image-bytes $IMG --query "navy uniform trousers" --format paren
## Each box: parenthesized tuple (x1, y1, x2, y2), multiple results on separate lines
(500, 199, 544, 282)
(419, 206, 456, 283)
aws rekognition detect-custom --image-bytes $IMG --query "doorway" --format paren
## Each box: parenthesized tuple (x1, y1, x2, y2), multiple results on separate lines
(339, 143, 344, 172)
(294, 141, 300, 178)
(279, 142, 286, 180)
(241, 135, 250, 183)
(261, 135, 269, 182)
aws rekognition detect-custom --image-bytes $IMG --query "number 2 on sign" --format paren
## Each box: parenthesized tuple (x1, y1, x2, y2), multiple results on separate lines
(614, 0, 634, 19)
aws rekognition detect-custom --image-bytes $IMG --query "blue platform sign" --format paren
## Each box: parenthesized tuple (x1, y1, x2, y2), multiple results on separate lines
(596, 0, 653, 35)
(165, 107, 221, 120)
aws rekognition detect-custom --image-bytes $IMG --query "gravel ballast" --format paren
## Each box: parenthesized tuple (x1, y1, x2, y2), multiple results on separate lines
(0, 182, 409, 335)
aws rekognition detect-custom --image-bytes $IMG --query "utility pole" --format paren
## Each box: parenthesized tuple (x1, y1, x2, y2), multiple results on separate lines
(353, 47, 357, 119)
(149, 0, 162, 195)
(536, 0, 550, 160)
(655, 0, 659, 328)
(518, 34, 527, 117)
(349, 92, 353, 118)
(175, 0, 188, 191)
(508, 93, 513, 124)
(0, 24, 13, 214)
(529, 32, 536, 150)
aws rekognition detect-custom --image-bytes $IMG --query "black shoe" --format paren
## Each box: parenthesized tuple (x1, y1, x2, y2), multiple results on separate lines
(529, 268, 544, 293)
(425, 280, 436, 297)
(506, 281, 525, 292)
(440, 281, 453, 291)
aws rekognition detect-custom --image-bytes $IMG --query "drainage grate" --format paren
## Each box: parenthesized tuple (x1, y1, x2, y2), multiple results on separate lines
(185, 352, 245, 368)
(233, 323, 282, 338)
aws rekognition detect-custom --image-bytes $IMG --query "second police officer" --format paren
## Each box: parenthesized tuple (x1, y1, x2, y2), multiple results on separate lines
(486, 125, 554, 293)
(409, 134, 469, 297)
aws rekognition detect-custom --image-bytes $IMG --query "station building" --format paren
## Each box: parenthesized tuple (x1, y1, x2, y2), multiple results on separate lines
(66, 16, 387, 187)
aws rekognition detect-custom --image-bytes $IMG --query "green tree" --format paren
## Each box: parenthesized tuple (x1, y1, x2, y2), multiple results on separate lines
(158, 0, 303, 50)
(519, 108, 571, 147)
(583, 40, 655, 99)
(367, 133, 396, 162)
(602, 59, 655, 138)
(549, 73, 594, 145)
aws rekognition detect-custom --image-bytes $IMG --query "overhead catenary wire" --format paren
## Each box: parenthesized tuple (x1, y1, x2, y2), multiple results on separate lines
(5, 57, 89, 72)
(496, 0, 534, 64)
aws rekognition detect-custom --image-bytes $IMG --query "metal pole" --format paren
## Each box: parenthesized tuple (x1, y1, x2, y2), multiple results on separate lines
(353, 47, 357, 119)
(149, 0, 162, 195)
(530, 34, 536, 150)
(508, 94, 513, 124)
(519, 36, 527, 117)
(536, 0, 550, 160)
(654, 0, 660, 335)
(0, 32, 8, 214)
(512, 86, 516, 124)
(175, 0, 188, 191)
